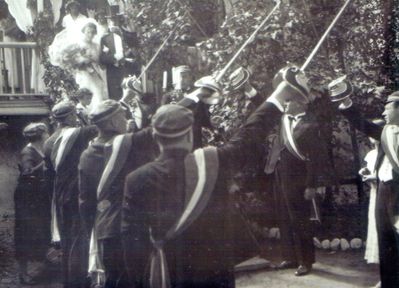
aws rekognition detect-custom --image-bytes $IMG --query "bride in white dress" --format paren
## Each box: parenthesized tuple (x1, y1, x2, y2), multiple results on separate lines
(49, 20, 108, 109)
(74, 22, 108, 109)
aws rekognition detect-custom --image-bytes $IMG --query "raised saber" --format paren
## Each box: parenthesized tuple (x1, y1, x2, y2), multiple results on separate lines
(215, 1, 281, 82)
(137, 12, 187, 81)
(301, 0, 352, 71)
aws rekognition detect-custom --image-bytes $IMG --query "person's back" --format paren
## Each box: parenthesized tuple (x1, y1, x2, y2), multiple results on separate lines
(123, 148, 237, 287)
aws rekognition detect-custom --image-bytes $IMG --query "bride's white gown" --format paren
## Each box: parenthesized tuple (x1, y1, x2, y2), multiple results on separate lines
(49, 20, 108, 110)
(75, 41, 108, 109)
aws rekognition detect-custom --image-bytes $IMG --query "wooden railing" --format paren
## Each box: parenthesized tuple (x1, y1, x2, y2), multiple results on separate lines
(0, 42, 40, 94)
(0, 42, 50, 115)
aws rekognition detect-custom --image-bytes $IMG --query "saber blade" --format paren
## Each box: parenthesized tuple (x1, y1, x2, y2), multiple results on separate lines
(301, 0, 352, 71)
(215, 1, 281, 82)
(138, 12, 187, 80)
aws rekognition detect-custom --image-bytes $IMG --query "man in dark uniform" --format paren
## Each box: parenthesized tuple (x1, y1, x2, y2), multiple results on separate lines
(264, 66, 334, 276)
(162, 65, 213, 148)
(43, 101, 97, 288)
(121, 67, 311, 288)
(78, 78, 214, 287)
(329, 77, 399, 288)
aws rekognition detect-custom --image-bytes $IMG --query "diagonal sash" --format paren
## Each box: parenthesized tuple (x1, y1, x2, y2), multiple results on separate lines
(282, 115, 308, 161)
(50, 127, 80, 242)
(52, 127, 80, 172)
(149, 147, 219, 288)
(381, 125, 399, 174)
(96, 134, 132, 198)
(88, 134, 132, 273)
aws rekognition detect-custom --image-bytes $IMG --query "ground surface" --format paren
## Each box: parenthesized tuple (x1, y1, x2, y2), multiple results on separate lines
(0, 151, 379, 288)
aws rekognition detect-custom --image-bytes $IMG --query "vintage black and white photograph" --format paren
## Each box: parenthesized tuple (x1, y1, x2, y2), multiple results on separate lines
(0, 0, 398, 287)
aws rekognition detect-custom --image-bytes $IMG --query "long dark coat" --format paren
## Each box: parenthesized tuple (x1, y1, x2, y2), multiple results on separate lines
(14, 145, 51, 263)
(268, 113, 334, 266)
(44, 125, 97, 288)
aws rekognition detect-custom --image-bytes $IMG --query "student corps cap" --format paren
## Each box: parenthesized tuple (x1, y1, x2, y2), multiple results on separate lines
(89, 99, 123, 124)
(52, 101, 76, 119)
(152, 104, 194, 138)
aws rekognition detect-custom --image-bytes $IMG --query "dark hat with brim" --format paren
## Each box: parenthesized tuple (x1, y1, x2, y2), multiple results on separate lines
(386, 91, 399, 104)
(229, 67, 250, 90)
(89, 99, 123, 124)
(23, 123, 47, 137)
(328, 75, 353, 102)
(52, 101, 76, 120)
(65, 0, 80, 10)
(152, 104, 194, 138)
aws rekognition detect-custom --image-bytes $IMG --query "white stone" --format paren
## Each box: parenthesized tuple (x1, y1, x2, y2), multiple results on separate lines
(321, 239, 330, 250)
(331, 238, 340, 250)
(268, 227, 280, 239)
(350, 238, 363, 249)
(340, 238, 350, 251)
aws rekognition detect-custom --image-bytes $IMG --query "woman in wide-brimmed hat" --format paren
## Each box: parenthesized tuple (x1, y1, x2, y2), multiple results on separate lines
(14, 123, 51, 285)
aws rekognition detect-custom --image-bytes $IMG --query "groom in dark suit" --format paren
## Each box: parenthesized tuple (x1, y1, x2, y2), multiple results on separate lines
(100, 7, 128, 101)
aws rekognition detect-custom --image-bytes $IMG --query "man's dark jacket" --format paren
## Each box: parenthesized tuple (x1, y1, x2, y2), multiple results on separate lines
(122, 100, 282, 287)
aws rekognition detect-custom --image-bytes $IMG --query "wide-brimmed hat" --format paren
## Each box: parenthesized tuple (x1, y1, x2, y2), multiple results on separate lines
(152, 104, 194, 138)
(65, 0, 80, 11)
(328, 75, 353, 102)
(229, 67, 250, 90)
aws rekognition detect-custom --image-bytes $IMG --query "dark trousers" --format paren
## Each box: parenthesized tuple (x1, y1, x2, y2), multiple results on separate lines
(376, 181, 399, 288)
(59, 202, 89, 288)
(106, 66, 124, 101)
(100, 237, 129, 288)
(275, 172, 315, 266)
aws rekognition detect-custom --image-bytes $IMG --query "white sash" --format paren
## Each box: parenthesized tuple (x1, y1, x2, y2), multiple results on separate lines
(174, 149, 207, 232)
(88, 135, 125, 273)
(51, 195, 60, 242)
(54, 127, 78, 171)
(283, 115, 307, 161)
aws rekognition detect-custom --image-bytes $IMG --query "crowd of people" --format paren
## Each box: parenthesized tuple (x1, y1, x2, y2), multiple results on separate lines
(8, 1, 399, 288)
(13, 62, 399, 288)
